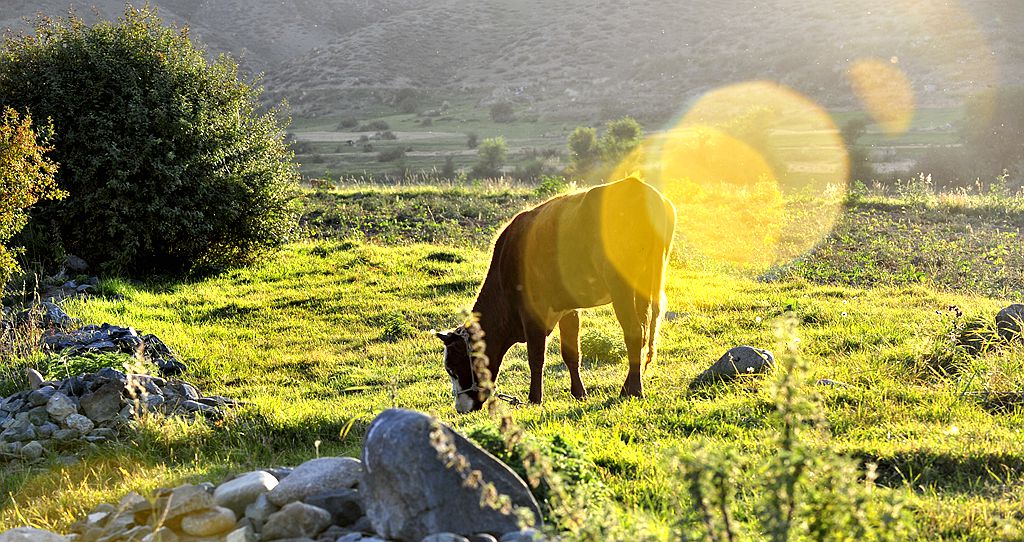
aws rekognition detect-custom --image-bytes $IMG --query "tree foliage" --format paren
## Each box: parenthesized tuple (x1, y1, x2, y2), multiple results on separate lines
(0, 107, 64, 285)
(567, 126, 599, 178)
(965, 86, 1024, 183)
(490, 102, 515, 123)
(0, 7, 299, 276)
(472, 137, 508, 178)
(566, 117, 643, 182)
(599, 116, 642, 164)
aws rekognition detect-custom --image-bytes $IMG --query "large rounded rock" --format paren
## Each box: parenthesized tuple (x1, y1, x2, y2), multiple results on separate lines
(214, 470, 279, 515)
(152, 484, 215, 521)
(362, 409, 542, 542)
(0, 527, 67, 542)
(689, 346, 775, 389)
(303, 488, 363, 527)
(996, 304, 1024, 341)
(267, 457, 362, 506)
(261, 501, 332, 540)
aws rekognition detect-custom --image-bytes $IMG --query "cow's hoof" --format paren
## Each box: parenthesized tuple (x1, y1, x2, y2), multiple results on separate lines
(619, 386, 644, 399)
(571, 387, 588, 401)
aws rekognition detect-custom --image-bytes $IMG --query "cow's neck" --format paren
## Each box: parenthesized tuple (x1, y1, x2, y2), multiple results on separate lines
(472, 282, 520, 381)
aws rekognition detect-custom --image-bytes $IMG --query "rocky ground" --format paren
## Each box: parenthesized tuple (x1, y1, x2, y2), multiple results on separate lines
(0, 409, 549, 542)
(0, 367, 239, 464)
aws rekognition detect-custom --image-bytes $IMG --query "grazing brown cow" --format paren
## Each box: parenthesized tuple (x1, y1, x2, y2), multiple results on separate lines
(436, 177, 675, 413)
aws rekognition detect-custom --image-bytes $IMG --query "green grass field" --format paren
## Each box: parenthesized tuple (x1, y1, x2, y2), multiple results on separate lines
(2, 183, 1024, 540)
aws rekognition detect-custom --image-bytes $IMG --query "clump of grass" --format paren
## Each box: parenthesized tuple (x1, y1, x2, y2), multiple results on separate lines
(579, 328, 626, 365)
(376, 312, 414, 342)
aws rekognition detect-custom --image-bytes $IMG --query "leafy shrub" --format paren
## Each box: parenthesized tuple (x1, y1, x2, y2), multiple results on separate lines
(471, 137, 508, 179)
(337, 117, 359, 129)
(0, 107, 64, 285)
(357, 120, 390, 132)
(534, 175, 569, 197)
(466, 133, 479, 149)
(377, 147, 406, 162)
(467, 425, 601, 506)
(440, 155, 457, 179)
(599, 116, 642, 164)
(0, 7, 298, 276)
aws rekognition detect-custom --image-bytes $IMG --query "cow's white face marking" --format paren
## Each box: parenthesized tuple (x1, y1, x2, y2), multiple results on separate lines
(455, 393, 475, 414)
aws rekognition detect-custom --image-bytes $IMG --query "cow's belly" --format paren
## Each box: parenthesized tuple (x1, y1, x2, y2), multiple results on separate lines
(552, 273, 612, 310)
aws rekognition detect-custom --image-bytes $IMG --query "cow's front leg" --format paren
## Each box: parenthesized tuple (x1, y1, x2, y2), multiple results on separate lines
(525, 325, 548, 404)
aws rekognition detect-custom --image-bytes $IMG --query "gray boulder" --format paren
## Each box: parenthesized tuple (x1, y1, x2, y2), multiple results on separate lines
(261, 502, 332, 540)
(46, 393, 78, 421)
(422, 534, 471, 542)
(996, 304, 1024, 341)
(26, 386, 57, 406)
(214, 470, 279, 515)
(303, 488, 363, 527)
(267, 457, 362, 506)
(152, 484, 215, 522)
(0, 528, 67, 542)
(499, 529, 545, 542)
(362, 409, 542, 542)
(690, 346, 775, 389)
(80, 381, 124, 422)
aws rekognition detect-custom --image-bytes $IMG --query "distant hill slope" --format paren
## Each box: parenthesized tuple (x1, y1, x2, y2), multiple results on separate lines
(4, 0, 1022, 121)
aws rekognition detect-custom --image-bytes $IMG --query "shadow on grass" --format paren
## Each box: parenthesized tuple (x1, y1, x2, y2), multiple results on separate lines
(860, 449, 1024, 495)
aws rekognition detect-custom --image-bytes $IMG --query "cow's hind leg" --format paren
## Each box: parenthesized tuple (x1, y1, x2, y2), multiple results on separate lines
(611, 286, 646, 398)
(558, 310, 587, 400)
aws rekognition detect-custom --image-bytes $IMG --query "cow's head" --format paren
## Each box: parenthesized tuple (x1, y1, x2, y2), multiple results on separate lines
(435, 328, 486, 413)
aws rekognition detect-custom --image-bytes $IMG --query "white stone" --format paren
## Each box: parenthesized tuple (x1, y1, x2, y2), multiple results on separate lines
(25, 368, 44, 390)
(63, 413, 94, 434)
(46, 393, 77, 421)
(180, 506, 237, 537)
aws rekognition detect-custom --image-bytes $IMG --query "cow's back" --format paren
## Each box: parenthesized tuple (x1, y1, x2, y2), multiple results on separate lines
(507, 178, 674, 314)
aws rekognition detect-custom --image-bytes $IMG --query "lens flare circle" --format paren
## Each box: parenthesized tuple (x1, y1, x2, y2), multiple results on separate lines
(621, 80, 849, 272)
(847, 58, 915, 137)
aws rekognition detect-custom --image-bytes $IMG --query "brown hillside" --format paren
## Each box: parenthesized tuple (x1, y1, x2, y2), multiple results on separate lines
(3, 0, 1021, 120)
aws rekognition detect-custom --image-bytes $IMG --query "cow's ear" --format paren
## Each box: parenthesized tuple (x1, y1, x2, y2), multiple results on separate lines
(435, 330, 457, 343)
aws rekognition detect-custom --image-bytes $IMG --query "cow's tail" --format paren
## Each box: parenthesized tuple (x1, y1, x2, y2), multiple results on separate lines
(645, 201, 675, 373)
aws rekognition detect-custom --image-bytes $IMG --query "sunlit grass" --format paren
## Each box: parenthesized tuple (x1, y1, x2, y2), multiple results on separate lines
(2, 186, 1024, 538)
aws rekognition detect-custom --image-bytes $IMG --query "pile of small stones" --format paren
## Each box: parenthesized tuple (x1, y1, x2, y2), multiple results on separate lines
(3, 301, 187, 376)
(0, 367, 238, 464)
(0, 410, 548, 542)
(41, 322, 187, 376)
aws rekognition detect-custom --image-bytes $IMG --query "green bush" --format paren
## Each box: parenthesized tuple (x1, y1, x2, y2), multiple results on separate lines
(490, 102, 515, 123)
(471, 137, 508, 179)
(0, 107, 64, 285)
(0, 7, 299, 276)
